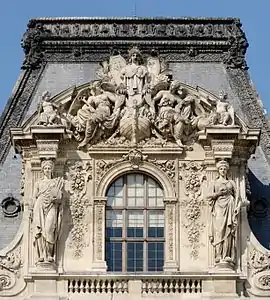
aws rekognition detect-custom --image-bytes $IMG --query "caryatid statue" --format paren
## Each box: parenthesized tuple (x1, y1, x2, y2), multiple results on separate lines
(32, 159, 64, 264)
(207, 160, 241, 268)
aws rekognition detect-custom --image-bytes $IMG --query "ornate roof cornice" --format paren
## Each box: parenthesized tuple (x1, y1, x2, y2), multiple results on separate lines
(21, 17, 248, 69)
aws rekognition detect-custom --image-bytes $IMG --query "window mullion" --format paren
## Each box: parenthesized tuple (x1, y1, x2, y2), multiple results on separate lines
(123, 175, 127, 272)
(144, 175, 148, 272)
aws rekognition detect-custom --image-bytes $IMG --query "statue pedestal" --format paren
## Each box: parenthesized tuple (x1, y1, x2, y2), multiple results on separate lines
(209, 261, 236, 274)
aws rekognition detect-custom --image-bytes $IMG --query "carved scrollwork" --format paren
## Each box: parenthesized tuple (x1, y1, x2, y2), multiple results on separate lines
(95, 160, 117, 185)
(0, 274, 12, 291)
(249, 246, 270, 275)
(180, 161, 206, 258)
(122, 149, 148, 169)
(0, 245, 22, 293)
(150, 159, 176, 184)
(66, 160, 92, 258)
(257, 274, 270, 290)
(0, 246, 21, 274)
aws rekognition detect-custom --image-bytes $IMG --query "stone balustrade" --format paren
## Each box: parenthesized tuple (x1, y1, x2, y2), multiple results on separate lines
(67, 275, 203, 295)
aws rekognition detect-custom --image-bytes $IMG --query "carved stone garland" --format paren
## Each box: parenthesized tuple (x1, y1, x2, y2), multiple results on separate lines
(66, 160, 92, 258)
(180, 161, 206, 259)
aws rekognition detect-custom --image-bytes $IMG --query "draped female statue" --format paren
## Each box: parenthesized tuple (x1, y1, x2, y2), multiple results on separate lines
(32, 159, 64, 264)
(208, 160, 240, 267)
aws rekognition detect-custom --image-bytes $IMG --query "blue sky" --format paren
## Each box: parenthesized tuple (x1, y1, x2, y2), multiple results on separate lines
(1, 0, 270, 114)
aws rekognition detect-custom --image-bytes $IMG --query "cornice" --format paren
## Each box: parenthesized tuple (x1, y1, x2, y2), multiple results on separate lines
(29, 17, 241, 22)
(21, 17, 248, 70)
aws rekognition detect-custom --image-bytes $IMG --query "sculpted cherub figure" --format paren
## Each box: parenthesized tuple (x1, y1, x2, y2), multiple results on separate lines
(215, 91, 234, 126)
(37, 91, 58, 126)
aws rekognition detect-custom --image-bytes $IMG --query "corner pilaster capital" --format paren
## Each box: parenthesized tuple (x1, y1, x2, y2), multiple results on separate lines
(93, 196, 107, 206)
(163, 197, 178, 205)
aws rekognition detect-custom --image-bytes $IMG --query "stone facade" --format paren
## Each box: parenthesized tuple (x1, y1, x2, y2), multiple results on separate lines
(0, 17, 270, 299)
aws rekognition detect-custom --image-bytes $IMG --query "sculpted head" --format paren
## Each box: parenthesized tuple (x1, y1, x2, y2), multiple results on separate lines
(128, 46, 143, 65)
(41, 159, 54, 178)
(169, 80, 181, 93)
(42, 91, 51, 102)
(216, 160, 230, 178)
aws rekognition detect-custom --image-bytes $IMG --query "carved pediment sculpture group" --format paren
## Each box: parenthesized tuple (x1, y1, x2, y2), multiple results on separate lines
(36, 47, 235, 149)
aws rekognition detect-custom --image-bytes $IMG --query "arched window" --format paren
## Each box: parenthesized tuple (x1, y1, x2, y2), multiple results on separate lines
(105, 173, 164, 272)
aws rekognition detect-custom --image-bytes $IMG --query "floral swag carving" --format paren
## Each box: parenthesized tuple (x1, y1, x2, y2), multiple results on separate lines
(66, 160, 92, 258)
(180, 161, 206, 259)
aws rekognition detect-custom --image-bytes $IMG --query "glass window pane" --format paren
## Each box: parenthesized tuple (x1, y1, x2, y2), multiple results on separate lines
(148, 178, 156, 188)
(106, 211, 122, 237)
(148, 212, 164, 237)
(136, 197, 144, 206)
(115, 177, 123, 186)
(127, 188, 136, 197)
(136, 187, 144, 197)
(157, 188, 163, 197)
(106, 177, 124, 206)
(156, 197, 163, 207)
(115, 186, 123, 197)
(148, 242, 164, 271)
(127, 211, 144, 237)
(106, 242, 122, 272)
(148, 188, 156, 197)
(127, 242, 143, 272)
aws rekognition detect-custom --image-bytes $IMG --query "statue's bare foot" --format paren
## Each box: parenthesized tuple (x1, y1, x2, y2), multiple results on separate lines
(215, 256, 221, 263)
(47, 256, 54, 263)
(224, 256, 233, 262)
(38, 258, 44, 263)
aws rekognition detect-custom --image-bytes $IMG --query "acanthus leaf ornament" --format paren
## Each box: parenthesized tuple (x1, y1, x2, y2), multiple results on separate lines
(0, 246, 22, 274)
(223, 22, 248, 70)
(0, 244, 22, 292)
(66, 160, 92, 258)
(180, 161, 206, 259)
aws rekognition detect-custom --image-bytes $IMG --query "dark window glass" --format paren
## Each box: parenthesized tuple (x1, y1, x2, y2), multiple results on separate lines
(105, 174, 165, 272)
(148, 242, 164, 271)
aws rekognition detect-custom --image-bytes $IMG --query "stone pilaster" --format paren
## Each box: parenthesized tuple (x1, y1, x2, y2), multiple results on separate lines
(163, 197, 178, 272)
(92, 197, 107, 272)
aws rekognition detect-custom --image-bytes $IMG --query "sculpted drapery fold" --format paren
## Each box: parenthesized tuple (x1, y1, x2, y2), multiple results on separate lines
(32, 159, 64, 265)
(207, 160, 240, 269)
